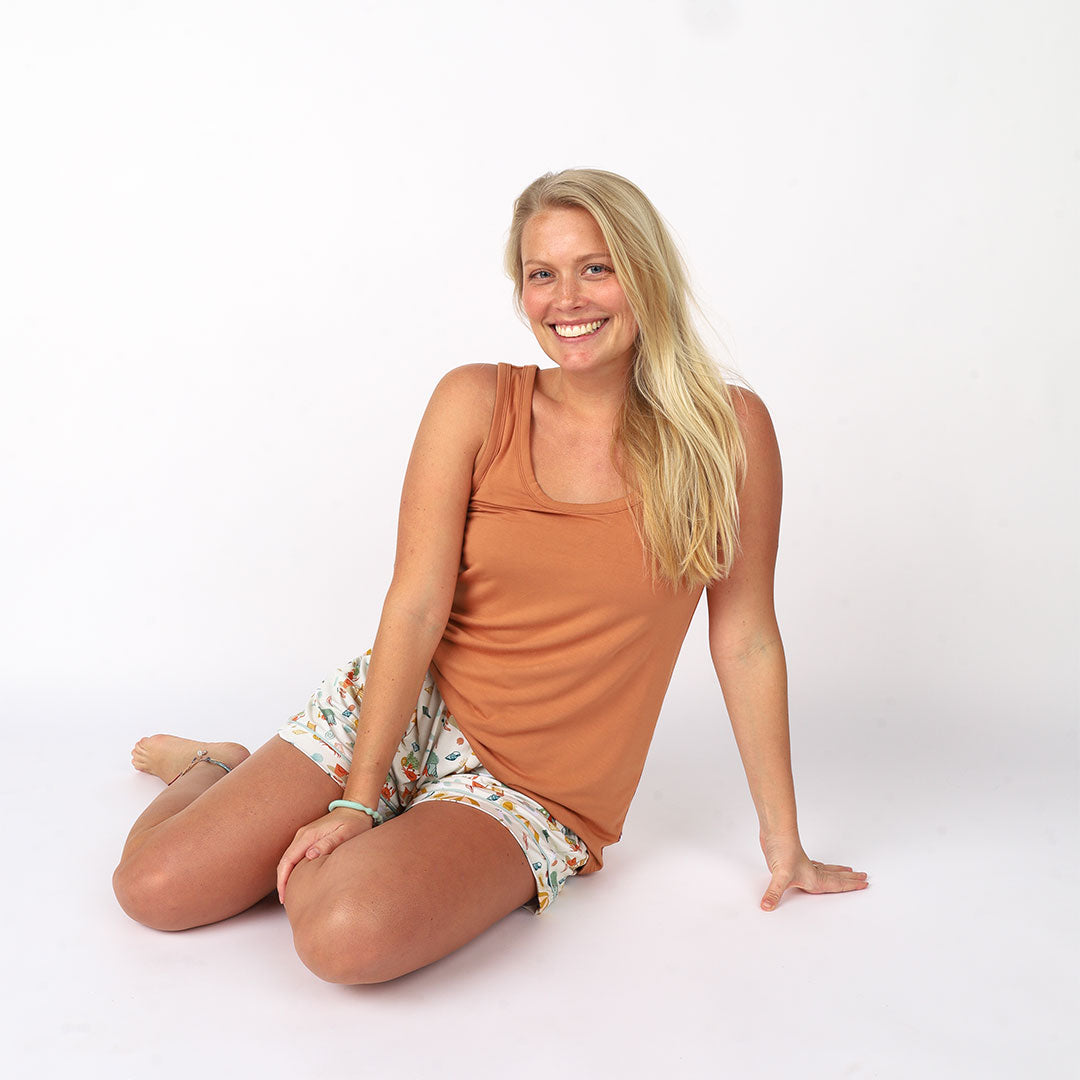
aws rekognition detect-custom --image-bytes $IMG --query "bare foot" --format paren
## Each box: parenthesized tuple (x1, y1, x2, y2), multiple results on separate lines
(131, 735, 251, 784)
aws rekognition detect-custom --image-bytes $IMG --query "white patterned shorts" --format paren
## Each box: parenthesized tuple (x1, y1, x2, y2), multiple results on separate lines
(276, 651, 589, 912)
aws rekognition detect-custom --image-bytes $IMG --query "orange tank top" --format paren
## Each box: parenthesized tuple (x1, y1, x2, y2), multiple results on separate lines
(430, 363, 703, 871)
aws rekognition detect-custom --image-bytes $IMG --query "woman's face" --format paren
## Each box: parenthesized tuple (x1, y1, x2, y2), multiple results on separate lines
(519, 206, 638, 378)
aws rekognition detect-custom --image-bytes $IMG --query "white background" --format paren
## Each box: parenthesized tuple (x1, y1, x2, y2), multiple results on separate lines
(1, 1, 1076, 1077)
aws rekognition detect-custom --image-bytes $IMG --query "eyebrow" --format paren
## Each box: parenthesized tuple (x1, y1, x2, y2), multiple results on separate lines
(522, 252, 612, 268)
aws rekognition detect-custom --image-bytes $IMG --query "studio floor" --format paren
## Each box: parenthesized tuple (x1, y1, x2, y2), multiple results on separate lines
(4, 681, 1075, 1080)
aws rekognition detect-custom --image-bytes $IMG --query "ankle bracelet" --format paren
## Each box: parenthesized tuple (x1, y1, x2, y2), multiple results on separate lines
(168, 748, 232, 785)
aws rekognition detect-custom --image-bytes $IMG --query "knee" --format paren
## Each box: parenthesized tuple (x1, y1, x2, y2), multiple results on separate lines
(112, 851, 192, 932)
(290, 893, 403, 985)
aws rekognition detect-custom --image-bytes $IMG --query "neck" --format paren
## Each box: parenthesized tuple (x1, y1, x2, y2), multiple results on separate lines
(542, 360, 632, 429)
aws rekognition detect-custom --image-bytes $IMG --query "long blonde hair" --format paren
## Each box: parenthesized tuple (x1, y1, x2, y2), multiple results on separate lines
(505, 168, 746, 588)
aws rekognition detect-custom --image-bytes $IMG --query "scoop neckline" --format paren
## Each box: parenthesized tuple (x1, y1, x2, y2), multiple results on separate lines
(516, 365, 637, 515)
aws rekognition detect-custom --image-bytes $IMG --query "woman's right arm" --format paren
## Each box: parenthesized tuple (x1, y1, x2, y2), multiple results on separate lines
(276, 363, 497, 900)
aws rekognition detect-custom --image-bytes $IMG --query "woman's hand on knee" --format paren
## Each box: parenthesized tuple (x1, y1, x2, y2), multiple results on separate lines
(277, 810, 374, 903)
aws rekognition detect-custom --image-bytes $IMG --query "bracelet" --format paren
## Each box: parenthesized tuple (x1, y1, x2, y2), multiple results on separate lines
(168, 748, 232, 785)
(328, 799, 384, 825)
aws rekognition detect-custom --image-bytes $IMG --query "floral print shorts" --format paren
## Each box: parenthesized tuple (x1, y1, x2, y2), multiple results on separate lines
(276, 651, 589, 912)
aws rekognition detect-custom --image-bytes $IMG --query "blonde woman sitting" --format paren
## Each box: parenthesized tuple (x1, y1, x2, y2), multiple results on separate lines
(112, 168, 868, 984)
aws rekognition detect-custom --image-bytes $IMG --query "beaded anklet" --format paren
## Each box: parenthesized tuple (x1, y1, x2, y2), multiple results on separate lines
(168, 748, 232, 785)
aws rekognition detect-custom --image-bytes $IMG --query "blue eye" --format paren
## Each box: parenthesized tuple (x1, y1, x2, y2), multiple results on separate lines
(585, 264, 611, 275)
(529, 269, 553, 280)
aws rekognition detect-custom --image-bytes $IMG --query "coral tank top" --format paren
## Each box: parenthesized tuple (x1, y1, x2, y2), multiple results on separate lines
(430, 363, 703, 871)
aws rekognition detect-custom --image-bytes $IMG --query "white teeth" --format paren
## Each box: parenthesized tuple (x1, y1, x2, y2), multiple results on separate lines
(554, 319, 605, 338)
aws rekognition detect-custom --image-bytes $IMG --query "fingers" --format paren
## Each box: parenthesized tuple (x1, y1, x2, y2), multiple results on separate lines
(276, 814, 377, 902)
(807, 866, 869, 895)
(276, 836, 307, 903)
(276, 824, 336, 903)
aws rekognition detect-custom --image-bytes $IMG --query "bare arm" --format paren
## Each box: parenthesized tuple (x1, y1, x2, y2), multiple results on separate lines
(707, 389, 867, 910)
(340, 363, 496, 811)
(276, 364, 497, 899)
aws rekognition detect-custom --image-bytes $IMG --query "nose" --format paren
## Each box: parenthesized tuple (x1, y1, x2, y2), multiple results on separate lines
(556, 275, 585, 308)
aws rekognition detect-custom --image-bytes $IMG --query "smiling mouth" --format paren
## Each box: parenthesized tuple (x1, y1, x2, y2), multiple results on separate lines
(552, 318, 608, 339)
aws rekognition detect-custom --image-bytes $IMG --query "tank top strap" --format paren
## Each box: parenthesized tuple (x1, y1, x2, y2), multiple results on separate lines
(472, 363, 535, 490)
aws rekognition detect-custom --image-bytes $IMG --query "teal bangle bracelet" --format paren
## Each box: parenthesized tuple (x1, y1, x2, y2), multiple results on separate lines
(328, 799, 383, 825)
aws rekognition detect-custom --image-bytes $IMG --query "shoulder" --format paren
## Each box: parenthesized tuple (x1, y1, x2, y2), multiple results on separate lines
(419, 364, 499, 452)
(435, 362, 499, 392)
(725, 386, 781, 512)
(428, 362, 498, 415)
(728, 386, 780, 473)
(728, 386, 776, 444)
(431, 363, 498, 408)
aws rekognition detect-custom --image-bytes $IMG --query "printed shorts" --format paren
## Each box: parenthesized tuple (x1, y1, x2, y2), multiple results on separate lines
(276, 651, 589, 912)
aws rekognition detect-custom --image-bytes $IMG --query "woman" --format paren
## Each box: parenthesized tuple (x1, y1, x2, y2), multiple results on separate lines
(113, 169, 868, 983)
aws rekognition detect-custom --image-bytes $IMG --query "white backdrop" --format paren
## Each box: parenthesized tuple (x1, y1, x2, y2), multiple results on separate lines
(2, 2, 1076, 1077)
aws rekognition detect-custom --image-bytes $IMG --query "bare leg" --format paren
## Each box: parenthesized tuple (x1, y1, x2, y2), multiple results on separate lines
(115, 737, 544, 979)
(120, 735, 252, 857)
(113, 735, 340, 931)
(284, 800, 537, 984)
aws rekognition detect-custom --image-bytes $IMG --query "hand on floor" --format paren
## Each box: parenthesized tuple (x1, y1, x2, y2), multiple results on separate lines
(758, 832, 869, 911)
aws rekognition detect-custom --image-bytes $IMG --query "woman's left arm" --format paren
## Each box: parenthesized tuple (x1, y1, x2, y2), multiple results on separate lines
(707, 389, 868, 911)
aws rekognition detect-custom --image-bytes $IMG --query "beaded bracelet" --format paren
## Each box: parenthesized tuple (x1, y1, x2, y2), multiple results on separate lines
(328, 798, 384, 825)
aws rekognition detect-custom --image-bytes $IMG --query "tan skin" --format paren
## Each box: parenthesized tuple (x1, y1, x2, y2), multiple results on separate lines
(113, 206, 866, 984)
